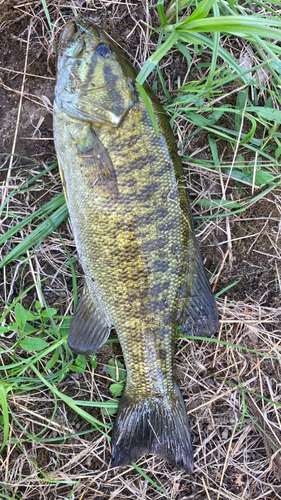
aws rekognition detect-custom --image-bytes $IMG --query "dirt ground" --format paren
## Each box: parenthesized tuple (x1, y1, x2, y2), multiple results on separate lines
(0, 1, 281, 499)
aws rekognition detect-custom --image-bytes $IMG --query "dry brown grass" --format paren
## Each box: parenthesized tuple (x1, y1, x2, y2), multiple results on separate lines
(0, 1, 281, 499)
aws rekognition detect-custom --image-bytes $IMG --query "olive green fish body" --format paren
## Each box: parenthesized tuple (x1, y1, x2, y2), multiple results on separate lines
(54, 21, 219, 471)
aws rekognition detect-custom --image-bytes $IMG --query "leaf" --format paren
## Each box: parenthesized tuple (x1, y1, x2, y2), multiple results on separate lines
(265, 97, 273, 108)
(75, 355, 87, 371)
(0, 327, 10, 334)
(235, 474, 245, 487)
(102, 406, 118, 416)
(215, 278, 242, 297)
(187, 111, 210, 126)
(208, 106, 229, 125)
(14, 303, 27, 331)
(108, 358, 126, 382)
(208, 135, 219, 166)
(23, 323, 38, 335)
(270, 59, 281, 74)
(178, 16, 281, 41)
(196, 198, 241, 209)
(275, 146, 281, 161)
(171, 94, 204, 106)
(206, 1, 220, 89)
(90, 355, 97, 369)
(40, 308, 57, 318)
(254, 169, 276, 186)
(109, 382, 124, 397)
(247, 106, 281, 123)
(176, 42, 191, 66)
(186, 0, 217, 22)
(240, 115, 257, 144)
(58, 317, 72, 338)
(45, 348, 59, 371)
(41, 0, 53, 32)
(165, 0, 193, 19)
(226, 168, 255, 185)
(69, 365, 85, 373)
(19, 337, 49, 352)
(26, 311, 38, 321)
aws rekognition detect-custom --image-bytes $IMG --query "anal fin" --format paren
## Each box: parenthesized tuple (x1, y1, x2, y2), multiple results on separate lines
(179, 249, 219, 337)
(68, 285, 111, 356)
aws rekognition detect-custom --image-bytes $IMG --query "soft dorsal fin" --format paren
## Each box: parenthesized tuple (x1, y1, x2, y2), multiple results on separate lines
(68, 285, 111, 356)
(178, 248, 219, 337)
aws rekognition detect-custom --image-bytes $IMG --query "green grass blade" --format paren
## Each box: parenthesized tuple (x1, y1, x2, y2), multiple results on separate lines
(221, 379, 281, 410)
(41, 0, 53, 32)
(0, 201, 69, 268)
(136, 29, 179, 84)
(0, 193, 65, 246)
(165, 0, 193, 20)
(157, 0, 167, 26)
(0, 384, 10, 451)
(187, 0, 217, 22)
(132, 462, 172, 499)
(180, 336, 281, 362)
(31, 365, 110, 433)
(207, 1, 220, 89)
(247, 106, 281, 123)
(247, 412, 281, 451)
(136, 83, 159, 136)
(176, 15, 281, 34)
(179, 32, 250, 83)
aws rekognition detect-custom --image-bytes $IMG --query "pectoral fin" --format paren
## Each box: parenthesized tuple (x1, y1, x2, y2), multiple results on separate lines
(58, 158, 70, 210)
(78, 128, 119, 198)
(178, 250, 219, 337)
(68, 286, 111, 356)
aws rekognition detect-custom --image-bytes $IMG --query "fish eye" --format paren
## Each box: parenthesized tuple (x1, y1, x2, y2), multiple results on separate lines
(97, 44, 111, 57)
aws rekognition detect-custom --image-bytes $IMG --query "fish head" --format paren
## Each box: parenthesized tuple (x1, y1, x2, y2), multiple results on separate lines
(55, 20, 137, 127)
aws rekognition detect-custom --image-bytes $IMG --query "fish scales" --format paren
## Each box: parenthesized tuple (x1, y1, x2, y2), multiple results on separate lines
(53, 20, 219, 471)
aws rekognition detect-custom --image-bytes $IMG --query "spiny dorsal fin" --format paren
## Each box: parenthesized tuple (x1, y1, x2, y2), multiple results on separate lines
(68, 285, 111, 356)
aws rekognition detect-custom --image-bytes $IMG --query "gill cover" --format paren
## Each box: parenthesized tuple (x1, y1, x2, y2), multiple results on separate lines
(55, 21, 136, 126)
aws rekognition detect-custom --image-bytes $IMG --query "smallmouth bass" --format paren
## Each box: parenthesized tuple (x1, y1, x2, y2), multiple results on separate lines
(53, 20, 219, 471)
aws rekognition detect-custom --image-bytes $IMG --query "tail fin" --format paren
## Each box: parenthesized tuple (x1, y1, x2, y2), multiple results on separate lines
(111, 385, 193, 471)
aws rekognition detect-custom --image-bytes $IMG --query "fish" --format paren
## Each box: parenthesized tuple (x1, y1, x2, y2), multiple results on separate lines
(53, 20, 219, 472)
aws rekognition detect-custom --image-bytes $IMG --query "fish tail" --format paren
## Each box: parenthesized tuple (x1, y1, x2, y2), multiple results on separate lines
(111, 385, 193, 471)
